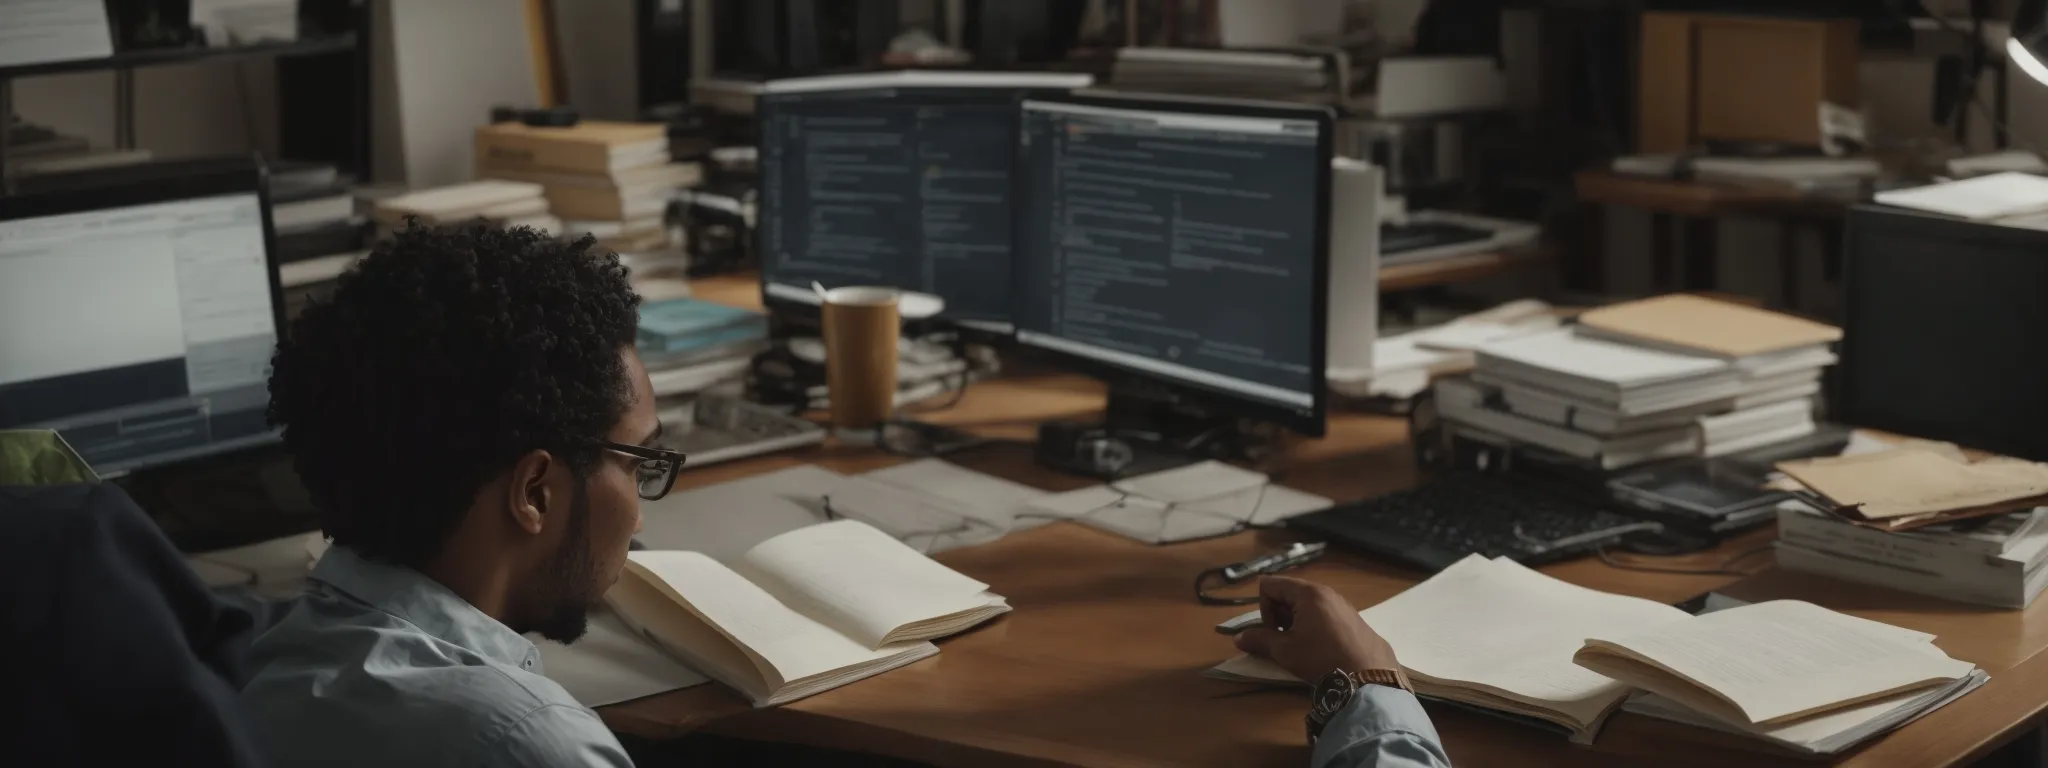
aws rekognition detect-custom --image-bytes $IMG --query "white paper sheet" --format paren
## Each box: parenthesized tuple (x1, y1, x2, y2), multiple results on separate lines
(0, 0, 114, 68)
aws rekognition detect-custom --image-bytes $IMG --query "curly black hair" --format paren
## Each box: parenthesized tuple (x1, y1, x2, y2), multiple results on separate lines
(268, 222, 641, 568)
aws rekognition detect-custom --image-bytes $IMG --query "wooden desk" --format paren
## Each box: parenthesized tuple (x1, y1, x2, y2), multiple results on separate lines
(1573, 171, 1850, 308)
(1380, 247, 1552, 293)
(602, 276, 2048, 767)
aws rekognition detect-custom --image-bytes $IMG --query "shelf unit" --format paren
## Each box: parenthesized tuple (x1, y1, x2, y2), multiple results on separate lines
(0, 34, 360, 194)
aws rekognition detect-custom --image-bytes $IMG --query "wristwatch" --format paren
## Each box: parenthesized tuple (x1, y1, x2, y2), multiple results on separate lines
(1306, 667, 1414, 744)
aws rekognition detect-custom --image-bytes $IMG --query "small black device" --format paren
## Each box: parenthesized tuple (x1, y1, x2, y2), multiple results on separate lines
(1289, 471, 1662, 573)
(1839, 205, 2048, 461)
(1606, 461, 1789, 536)
(1379, 221, 1492, 256)
(490, 105, 580, 127)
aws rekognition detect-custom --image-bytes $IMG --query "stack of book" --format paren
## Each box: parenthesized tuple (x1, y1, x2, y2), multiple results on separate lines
(1210, 554, 1986, 756)
(475, 120, 700, 254)
(371, 180, 555, 236)
(636, 298, 770, 398)
(1439, 295, 1839, 470)
(269, 161, 367, 266)
(1109, 47, 1343, 104)
(1769, 444, 2048, 607)
(1776, 498, 2048, 609)
(5, 117, 153, 178)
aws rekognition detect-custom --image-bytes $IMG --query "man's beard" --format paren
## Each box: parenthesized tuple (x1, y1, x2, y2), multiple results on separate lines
(529, 476, 602, 643)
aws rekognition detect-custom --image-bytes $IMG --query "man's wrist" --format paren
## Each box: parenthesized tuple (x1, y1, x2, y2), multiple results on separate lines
(1306, 667, 1413, 744)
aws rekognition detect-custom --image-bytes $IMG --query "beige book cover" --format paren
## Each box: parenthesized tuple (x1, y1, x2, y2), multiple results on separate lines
(1578, 294, 1842, 358)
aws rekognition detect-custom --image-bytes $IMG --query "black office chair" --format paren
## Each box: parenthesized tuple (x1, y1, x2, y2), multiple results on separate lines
(0, 483, 269, 767)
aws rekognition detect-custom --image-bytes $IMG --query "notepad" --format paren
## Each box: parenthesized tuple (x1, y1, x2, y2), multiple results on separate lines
(606, 519, 1008, 707)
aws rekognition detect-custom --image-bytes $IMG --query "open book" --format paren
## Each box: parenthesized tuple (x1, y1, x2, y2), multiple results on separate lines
(1207, 555, 1691, 741)
(1208, 556, 1981, 751)
(1574, 600, 1977, 731)
(606, 519, 1009, 706)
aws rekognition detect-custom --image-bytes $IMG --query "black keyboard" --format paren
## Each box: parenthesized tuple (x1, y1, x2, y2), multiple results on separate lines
(1380, 221, 1493, 255)
(1289, 472, 1661, 573)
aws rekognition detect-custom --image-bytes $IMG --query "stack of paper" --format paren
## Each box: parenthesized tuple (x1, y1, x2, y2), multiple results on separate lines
(476, 121, 699, 253)
(1444, 295, 1838, 469)
(1873, 172, 2048, 220)
(1776, 448, 2048, 531)
(1777, 498, 2048, 608)
(371, 180, 554, 235)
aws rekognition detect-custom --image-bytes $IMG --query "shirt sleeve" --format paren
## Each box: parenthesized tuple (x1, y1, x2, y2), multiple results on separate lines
(487, 704, 636, 768)
(1310, 685, 1452, 768)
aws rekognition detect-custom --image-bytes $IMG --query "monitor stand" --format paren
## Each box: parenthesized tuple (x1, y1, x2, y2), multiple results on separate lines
(1033, 379, 1267, 481)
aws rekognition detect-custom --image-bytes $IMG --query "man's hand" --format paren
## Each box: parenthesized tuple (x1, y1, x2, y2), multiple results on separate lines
(1233, 576, 1400, 682)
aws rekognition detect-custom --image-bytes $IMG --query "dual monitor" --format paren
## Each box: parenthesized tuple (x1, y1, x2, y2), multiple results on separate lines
(757, 72, 1334, 435)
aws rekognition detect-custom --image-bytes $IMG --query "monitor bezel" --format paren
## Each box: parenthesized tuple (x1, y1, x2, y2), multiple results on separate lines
(1838, 203, 2048, 460)
(1009, 90, 1334, 437)
(0, 158, 287, 473)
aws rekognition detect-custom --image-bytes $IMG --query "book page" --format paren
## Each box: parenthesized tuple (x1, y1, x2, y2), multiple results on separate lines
(1579, 600, 1974, 725)
(742, 520, 994, 648)
(623, 551, 908, 684)
(1358, 557, 1691, 724)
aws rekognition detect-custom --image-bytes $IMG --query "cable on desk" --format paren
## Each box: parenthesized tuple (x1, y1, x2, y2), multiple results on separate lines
(1595, 542, 1777, 578)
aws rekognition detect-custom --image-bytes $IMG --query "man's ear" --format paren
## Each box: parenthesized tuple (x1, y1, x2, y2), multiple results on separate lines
(505, 449, 555, 535)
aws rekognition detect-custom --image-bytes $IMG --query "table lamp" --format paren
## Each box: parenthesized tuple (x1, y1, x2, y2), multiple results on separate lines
(2009, 0, 2048, 86)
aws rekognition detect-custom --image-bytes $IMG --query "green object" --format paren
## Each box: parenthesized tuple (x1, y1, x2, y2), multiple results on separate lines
(0, 429, 99, 485)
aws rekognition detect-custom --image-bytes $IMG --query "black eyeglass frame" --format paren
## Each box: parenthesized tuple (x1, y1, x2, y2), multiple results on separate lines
(594, 439, 687, 500)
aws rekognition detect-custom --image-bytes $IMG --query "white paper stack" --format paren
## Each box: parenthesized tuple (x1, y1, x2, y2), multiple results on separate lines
(1777, 499, 2048, 609)
(371, 180, 555, 236)
(1441, 295, 1839, 469)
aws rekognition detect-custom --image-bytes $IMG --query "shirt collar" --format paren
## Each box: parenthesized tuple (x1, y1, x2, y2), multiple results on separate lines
(310, 546, 543, 673)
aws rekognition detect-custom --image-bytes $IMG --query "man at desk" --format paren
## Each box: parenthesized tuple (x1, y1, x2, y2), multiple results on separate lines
(236, 223, 1445, 767)
(242, 224, 658, 766)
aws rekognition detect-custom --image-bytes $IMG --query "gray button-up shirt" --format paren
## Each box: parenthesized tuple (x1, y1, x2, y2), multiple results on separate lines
(239, 547, 631, 768)
(1313, 686, 1453, 768)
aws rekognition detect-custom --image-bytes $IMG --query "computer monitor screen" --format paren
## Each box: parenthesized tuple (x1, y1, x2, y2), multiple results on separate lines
(756, 71, 1091, 330)
(1012, 94, 1332, 434)
(0, 169, 283, 476)
(1839, 205, 2048, 461)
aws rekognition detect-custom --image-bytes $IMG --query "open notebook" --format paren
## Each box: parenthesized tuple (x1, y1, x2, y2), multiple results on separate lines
(1208, 555, 1691, 741)
(606, 519, 1009, 706)
(1574, 600, 1978, 734)
(1208, 556, 1980, 750)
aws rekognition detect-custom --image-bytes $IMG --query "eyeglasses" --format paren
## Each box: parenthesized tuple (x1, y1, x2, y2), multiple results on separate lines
(593, 439, 687, 500)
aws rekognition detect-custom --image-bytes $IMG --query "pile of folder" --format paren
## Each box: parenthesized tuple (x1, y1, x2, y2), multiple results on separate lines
(1435, 295, 1840, 470)
(1772, 440, 2048, 608)
(475, 120, 701, 254)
